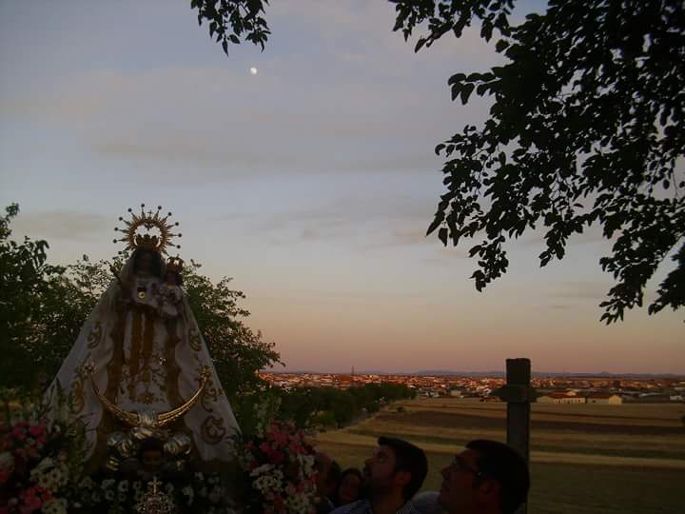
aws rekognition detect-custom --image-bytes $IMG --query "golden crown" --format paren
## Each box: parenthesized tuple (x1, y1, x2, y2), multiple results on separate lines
(113, 204, 181, 255)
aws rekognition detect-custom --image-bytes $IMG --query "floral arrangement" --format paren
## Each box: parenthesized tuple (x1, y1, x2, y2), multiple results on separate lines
(0, 389, 237, 514)
(233, 420, 317, 514)
(1, 414, 232, 514)
(1, 391, 318, 514)
(0, 404, 86, 514)
(71, 472, 231, 514)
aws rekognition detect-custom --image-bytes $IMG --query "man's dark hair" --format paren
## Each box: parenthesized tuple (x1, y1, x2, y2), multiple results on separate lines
(340, 466, 363, 483)
(132, 248, 164, 277)
(466, 440, 530, 514)
(336, 467, 365, 505)
(377, 436, 427, 501)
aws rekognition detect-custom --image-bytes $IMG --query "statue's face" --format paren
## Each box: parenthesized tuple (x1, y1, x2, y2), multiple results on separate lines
(137, 252, 153, 273)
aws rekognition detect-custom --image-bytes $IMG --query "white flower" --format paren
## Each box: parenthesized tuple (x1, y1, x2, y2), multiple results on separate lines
(47, 466, 68, 488)
(286, 492, 314, 514)
(0, 451, 14, 471)
(117, 480, 129, 493)
(101, 478, 116, 490)
(181, 486, 195, 507)
(208, 486, 224, 504)
(36, 456, 54, 471)
(252, 469, 284, 495)
(42, 498, 67, 514)
(31, 461, 67, 491)
(249, 463, 275, 477)
(81, 477, 96, 490)
(104, 489, 115, 501)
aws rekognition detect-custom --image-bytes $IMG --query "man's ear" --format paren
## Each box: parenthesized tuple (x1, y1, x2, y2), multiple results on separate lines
(393, 469, 411, 489)
(477, 478, 501, 501)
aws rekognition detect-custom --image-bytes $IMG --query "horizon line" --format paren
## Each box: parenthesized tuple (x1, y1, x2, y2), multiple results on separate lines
(263, 368, 685, 378)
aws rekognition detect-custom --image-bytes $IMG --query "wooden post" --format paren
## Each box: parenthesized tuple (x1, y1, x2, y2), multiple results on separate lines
(493, 358, 534, 514)
(505, 358, 531, 461)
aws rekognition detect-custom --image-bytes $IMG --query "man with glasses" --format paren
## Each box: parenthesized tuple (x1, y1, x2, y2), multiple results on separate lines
(437, 440, 529, 514)
(332, 436, 428, 514)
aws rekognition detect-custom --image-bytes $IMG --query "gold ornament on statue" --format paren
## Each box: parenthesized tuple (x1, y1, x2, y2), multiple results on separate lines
(135, 477, 176, 514)
(91, 367, 211, 429)
(113, 204, 182, 255)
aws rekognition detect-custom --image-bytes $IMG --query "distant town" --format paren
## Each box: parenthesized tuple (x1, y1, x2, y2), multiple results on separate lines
(259, 371, 685, 404)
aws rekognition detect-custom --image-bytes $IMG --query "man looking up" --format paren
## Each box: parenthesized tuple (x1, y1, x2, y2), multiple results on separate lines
(332, 436, 428, 514)
(438, 440, 529, 514)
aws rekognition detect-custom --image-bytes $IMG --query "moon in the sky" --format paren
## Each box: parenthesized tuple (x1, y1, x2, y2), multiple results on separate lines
(250, 67, 258, 75)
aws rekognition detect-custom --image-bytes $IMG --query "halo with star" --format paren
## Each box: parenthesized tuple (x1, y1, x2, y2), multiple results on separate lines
(113, 204, 181, 255)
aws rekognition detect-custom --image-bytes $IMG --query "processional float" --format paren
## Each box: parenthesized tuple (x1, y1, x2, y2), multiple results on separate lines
(45, 205, 241, 510)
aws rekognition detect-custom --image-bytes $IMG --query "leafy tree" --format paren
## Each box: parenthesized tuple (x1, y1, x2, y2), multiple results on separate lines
(392, 0, 685, 322)
(330, 390, 358, 426)
(0, 204, 65, 388)
(23, 257, 105, 382)
(275, 383, 415, 429)
(190, 0, 270, 56)
(276, 387, 319, 429)
(193, 0, 684, 322)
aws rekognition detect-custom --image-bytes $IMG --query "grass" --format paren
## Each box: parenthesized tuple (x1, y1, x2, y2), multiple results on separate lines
(312, 398, 685, 514)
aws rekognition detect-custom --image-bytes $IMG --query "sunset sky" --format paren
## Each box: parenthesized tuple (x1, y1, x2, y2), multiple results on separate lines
(1, 1, 683, 374)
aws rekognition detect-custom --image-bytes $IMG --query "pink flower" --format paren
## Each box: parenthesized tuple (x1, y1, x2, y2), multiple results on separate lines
(28, 424, 45, 439)
(288, 442, 304, 454)
(11, 426, 27, 441)
(269, 450, 285, 465)
(18, 485, 51, 514)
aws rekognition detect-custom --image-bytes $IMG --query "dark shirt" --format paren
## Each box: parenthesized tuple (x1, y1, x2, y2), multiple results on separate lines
(315, 496, 336, 514)
(331, 499, 421, 514)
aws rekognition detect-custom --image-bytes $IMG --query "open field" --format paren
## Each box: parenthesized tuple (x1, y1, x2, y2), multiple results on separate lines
(313, 398, 685, 514)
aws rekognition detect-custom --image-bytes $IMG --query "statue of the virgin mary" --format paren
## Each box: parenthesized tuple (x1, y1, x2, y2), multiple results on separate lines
(46, 206, 239, 468)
